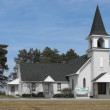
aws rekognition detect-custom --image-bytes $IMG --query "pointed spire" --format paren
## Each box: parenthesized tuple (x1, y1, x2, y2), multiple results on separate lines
(89, 5, 108, 36)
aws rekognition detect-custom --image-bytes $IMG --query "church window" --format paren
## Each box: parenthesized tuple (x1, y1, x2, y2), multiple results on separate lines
(72, 79, 74, 90)
(57, 83, 61, 91)
(97, 38, 104, 48)
(32, 83, 36, 91)
(83, 78, 86, 88)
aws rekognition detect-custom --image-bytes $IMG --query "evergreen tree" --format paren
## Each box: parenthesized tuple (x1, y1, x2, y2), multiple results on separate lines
(14, 47, 79, 64)
(16, 49, 28, 62)
(66, 49, 79, 62)
(41, 47, 54, 63)
(0, 44, 8, 87)
(33, 49, 41, 63)
(15, 48, 41, 63)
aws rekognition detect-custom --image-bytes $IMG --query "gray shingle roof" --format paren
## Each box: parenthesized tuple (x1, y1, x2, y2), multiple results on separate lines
(20, 63, 74, 81)
(68, 54, 90, 74)
(20, 54, 90, 81)
(89, 6, 108, 36)
(92, 72, 106, 82)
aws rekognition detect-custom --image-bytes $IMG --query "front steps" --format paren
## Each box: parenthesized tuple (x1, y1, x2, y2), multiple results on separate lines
(97, 95, 110, 99)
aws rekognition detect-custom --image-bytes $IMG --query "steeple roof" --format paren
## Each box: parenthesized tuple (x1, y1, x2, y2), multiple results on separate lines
(89, 6, 108, 36)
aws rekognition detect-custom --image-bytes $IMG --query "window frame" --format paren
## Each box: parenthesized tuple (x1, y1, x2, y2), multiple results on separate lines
(83, 78, 86, 88)
(72, 79, 74, 90)
(31, 82, 36, 91)
(97, 38, 104, 48)
(57, 83, 61, 91)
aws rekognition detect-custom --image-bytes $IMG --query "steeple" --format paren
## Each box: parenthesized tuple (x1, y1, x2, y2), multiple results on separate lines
(86, 6, 110, 58)
(89, 5, 108, 36)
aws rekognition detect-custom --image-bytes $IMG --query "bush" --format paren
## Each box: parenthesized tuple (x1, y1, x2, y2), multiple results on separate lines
(53, 93, 74, 98)
(36, 92, 45, 97)
(32, 92, 45, 97)
(22, 92, 45, 97)
(64, 94, 74, 98)
(22, 94, 31, 97)
(53, 94, 64, 98)
(32, 93, 37, 97)
(61, 88, 72, 94)
(16, 94, 21, 97)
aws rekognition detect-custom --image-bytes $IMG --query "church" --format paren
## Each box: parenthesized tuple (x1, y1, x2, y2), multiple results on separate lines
(6, 6, 110, 98)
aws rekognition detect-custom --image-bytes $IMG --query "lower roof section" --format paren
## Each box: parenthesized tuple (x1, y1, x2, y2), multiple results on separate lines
(92, 72, 110, 82)
(7, 78, 19, 85)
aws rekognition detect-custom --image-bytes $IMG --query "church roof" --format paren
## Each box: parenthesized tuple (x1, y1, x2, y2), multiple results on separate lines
(89, 6, 108, 36)
(20, 55, 90, 81)
(67, 54, 90, 74)
(20, 63, 74, 81)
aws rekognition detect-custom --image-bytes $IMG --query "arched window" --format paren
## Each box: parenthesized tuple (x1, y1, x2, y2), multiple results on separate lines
(72, 79, 74, 90)
(83, 78, 86, 88)
(97, 38, 104, 48)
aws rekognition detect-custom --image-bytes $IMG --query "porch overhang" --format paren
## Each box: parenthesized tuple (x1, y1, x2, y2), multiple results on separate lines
(7, 78, 19, 85)
(92, 72, 110, 82)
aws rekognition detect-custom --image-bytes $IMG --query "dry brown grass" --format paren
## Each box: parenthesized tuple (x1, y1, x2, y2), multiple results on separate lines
(0, 101, 110, 110)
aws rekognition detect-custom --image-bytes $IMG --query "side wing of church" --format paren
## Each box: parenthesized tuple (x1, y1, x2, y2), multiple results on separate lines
(6, 6, 110, 98)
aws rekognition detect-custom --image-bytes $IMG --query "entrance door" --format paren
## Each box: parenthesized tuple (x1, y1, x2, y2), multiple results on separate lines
(98, 83, 106, 94)
(44, 83, 53, 97)
(45, 84, 49, 95)
(11, 85, 15, 96)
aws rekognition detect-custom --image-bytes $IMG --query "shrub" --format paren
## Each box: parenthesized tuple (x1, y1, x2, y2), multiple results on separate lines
(61, 88, 72, 94)
(53, 94, 64, 98)
(36, 92, 45, 97)
(22, 94, 31, 97)
(64, 94, 74, 98)
(32, 93, 37, 97)
(32, 92, 44, 97)
(16, 94, 21, 97)
(22, 92, 45, 97)
(53, 93, 74, 98)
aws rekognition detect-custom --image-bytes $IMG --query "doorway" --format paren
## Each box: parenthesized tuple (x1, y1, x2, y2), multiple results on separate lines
(98, 83, 106, 94)
(11, 85, 15, 95)
(45, 84, 49, 95)
(44, 83, 53, 97)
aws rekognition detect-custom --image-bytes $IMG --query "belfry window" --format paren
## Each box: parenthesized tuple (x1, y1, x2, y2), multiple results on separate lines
(90, 39, 92, 49)
(97, 38, 104, 48)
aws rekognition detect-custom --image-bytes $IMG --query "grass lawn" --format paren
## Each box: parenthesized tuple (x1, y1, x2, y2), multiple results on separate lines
(0, 95, 17, 99)
(0, 101, 110, 110)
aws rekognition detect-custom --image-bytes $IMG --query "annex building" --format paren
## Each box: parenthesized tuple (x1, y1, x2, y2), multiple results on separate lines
(6, 6, 110, 98)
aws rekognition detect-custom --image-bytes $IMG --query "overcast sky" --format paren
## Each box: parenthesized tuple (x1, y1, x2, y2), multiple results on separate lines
(1, 0, 110, 76)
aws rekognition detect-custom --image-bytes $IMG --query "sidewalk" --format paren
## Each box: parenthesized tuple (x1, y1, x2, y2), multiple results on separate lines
(0, 98, 110, 101)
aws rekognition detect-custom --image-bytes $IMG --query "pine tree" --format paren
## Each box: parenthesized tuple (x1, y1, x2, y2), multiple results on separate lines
(0, 44, 8, 88)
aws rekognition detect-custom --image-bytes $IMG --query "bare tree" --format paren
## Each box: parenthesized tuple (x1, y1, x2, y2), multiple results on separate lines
(23, 81, 39, 97)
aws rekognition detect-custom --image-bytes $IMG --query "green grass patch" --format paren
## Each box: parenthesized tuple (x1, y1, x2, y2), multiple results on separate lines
(0, 95, 17, 99)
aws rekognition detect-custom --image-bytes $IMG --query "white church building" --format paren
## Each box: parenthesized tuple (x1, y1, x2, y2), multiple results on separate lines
(6, 6, 110, 98)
